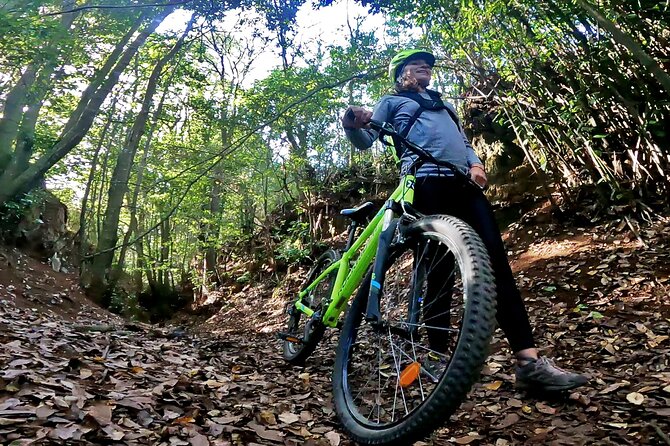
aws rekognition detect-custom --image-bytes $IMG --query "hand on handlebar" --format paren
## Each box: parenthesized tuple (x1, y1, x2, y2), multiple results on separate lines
(342, 106, 372, 130)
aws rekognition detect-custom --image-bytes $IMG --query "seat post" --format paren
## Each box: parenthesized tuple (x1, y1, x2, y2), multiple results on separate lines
(345, 221, 358, 250)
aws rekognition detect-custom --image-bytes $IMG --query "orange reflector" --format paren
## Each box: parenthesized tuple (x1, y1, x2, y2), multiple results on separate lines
(399, 362, 421, 388)
(285, 336, 300, 343)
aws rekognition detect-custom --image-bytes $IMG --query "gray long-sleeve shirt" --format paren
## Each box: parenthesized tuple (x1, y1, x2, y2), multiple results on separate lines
(345, 93, 482, 177)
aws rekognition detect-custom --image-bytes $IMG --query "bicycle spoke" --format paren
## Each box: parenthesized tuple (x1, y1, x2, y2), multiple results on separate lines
(338, 231, 470, 429)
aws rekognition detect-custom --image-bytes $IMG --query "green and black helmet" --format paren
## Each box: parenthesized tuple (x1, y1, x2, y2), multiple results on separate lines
(388, 49, 436, 82)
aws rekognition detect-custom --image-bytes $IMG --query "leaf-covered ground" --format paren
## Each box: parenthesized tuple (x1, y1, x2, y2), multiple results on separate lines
(1, 215, 669, 446)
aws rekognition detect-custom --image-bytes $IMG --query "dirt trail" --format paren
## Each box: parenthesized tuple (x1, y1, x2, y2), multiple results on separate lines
(1, 217, 669, 445)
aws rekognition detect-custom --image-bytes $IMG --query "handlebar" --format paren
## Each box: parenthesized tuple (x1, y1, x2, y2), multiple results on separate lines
(360, 116, 483, 190)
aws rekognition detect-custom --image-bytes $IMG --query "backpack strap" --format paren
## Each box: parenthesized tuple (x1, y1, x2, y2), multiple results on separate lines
(393, 90, 461, 139)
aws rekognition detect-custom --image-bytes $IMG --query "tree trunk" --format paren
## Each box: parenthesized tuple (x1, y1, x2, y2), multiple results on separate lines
(113, 77, 173, 282)
(159, 216, 170, 287)
(87, 13, 193, 300)
(0, 9, 171, 206)
(78, 98, 118, 268)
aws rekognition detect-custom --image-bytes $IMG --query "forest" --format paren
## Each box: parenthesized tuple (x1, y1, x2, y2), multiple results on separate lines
(0, 0, 669, 445)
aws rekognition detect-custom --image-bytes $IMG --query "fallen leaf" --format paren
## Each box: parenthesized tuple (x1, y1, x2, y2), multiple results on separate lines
(648, 407, 670, 417)
(626, 392, 645, 405)
(0, 417, 27, 425)
(535, 402, 556, 415)
(190, 433, 209, 446)
(483, 380, 503, 391)
(454, 434, 483, 444)
(54, 424, 78, 440)
(102, 424, 125, 440)
(35, 405, 56, 419)
(522, 405, 532, 414)
(258, 410, 277, 425)
(325, 430, 341, 446)
(601, 382, 628, 394)
(87, 402, 113, 426)
(247, 421, 284, 442)
(494, 413, 520, 429)
(174, 416, 196, 425)
(278, 412, 300, 424)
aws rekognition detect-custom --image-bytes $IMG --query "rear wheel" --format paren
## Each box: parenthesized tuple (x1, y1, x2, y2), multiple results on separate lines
(333, 216, 497, 445)
(282, 249, 340, 365)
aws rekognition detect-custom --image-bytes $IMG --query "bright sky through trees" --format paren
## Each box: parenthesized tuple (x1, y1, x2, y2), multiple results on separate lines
(157, 0, 387, 86)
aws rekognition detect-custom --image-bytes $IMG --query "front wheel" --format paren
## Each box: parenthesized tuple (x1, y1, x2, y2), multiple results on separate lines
(333, 215, 497, 445)
(282, 249, 340, 365)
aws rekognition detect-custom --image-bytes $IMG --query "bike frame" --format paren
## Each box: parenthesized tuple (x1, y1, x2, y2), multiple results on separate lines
(295, 173, 416, 328)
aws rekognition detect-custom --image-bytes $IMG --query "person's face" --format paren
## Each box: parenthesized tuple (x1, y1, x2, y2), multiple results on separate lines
(403, 58, 432, 87)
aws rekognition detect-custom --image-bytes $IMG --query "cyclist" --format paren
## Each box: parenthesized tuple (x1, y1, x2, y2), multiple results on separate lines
(341, 49, 588, 393)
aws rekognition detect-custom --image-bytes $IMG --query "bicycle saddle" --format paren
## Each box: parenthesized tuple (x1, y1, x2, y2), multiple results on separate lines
(340, 201, 376, 224)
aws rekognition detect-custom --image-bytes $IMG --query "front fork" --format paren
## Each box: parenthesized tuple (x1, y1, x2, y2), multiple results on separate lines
(365, 200, 398, 325)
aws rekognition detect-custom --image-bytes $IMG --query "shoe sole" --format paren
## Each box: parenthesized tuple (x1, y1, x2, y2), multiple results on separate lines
(516, 379, 588, 393)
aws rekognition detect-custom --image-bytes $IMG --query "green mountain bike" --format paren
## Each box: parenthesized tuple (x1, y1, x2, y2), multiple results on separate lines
(279, 119, 497, 445)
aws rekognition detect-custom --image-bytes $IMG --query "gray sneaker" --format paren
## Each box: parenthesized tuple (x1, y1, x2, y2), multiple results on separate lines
(515, 357, 588, 392)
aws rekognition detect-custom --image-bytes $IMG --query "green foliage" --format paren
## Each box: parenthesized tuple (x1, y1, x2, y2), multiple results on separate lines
(275, 221, 311, 265)
(0, 190, 46, 237)
(106, 287, 147, 321)
(3, 0, 665, 304)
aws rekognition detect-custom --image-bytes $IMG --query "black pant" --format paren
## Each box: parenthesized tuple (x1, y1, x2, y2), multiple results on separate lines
(413, 176, 535, 353)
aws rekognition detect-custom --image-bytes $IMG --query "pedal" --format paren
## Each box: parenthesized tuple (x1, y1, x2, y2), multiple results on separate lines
(277, 332, 303, 344)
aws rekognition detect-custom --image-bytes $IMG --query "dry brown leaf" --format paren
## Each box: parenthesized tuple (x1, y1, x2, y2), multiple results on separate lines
(601, 382, 628, 394)
(648, 407, 670, 417)
(325, 430, 341, 446)
(278, 412, 300, 424)
(494, 413, 520, 430)
(174, 416, 196, 425)
(102, 424, 125, 440)
(258, 410, 277, 425)
(0, 417, 27, 425)
(247, 421, 285, 442)
(190, 433, 210, 446)
(298, 372, 310, 386)
(87, 402, 113, 426)
(35, 405, 56, 419)
(626, 392, 645, 405)
(483, 380, 503, 391)
(535, 402, 556, 415)
(453, 434, 482, 444)
(54, 424, 78, 440)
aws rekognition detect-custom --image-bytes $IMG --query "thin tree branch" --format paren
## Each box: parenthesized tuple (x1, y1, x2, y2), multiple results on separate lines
(42, 0, 192, 16)
(86, 66, 384, 258)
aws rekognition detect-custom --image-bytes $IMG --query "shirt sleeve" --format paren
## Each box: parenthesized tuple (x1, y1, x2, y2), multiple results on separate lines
(462, 128, 483, 167)
(446, 102, 483, 168)
(344, 96, 394, 150)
